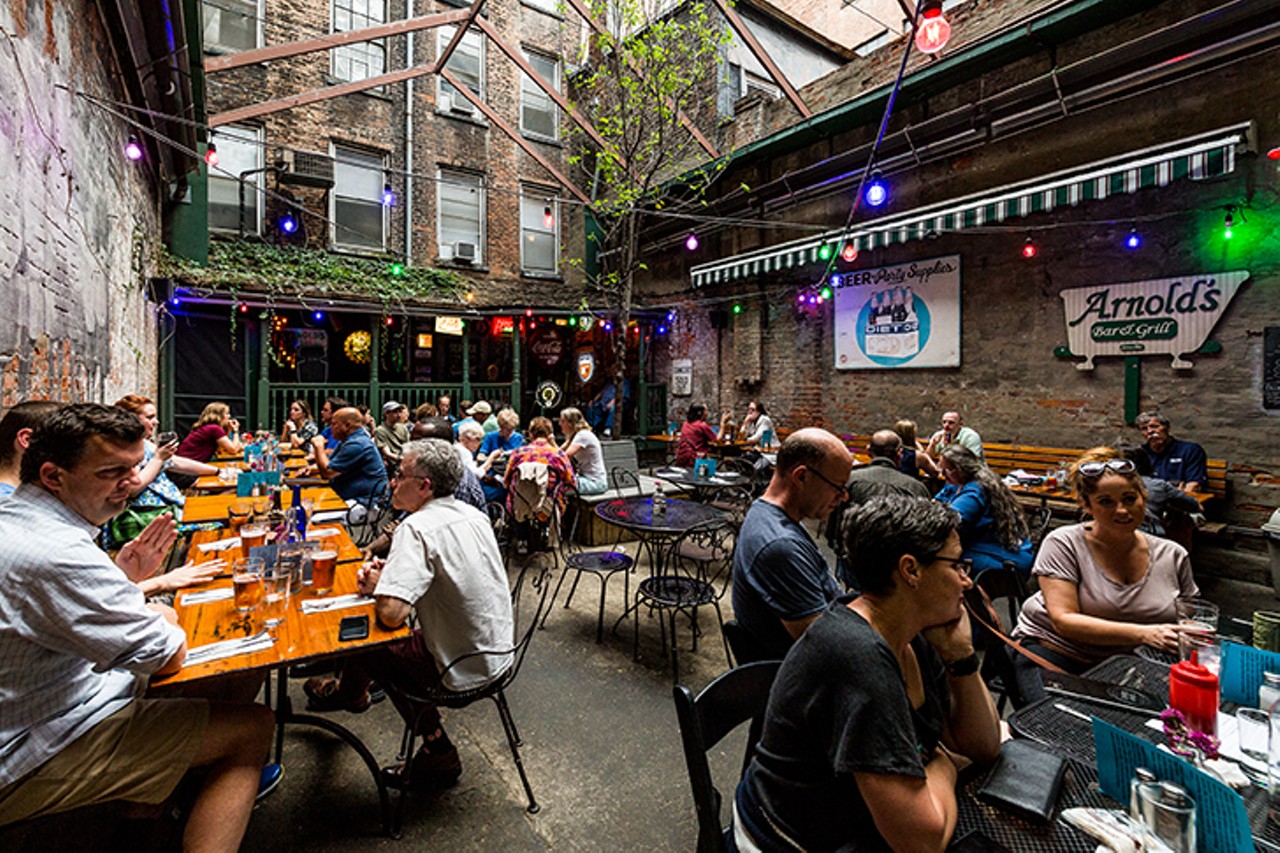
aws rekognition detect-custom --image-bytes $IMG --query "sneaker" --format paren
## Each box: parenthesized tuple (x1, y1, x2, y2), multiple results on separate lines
(303, 677, 372, 713)
(368, 683, 387, 705)
(382, 745, 462, 790)
(256, 763, 284, 802)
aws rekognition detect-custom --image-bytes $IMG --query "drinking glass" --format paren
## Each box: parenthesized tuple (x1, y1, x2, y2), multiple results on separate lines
(1237, 708, 1270, 767)
(1176, 598, 1220, 633)
(156, 430, 178, 446)
(1256, 611, 1280, 653)
(1179, 632, 1221, 675)
(262, 563, 291, 629)
(251, 495, 272, 517)
(277, 540, 306, 596)
(239, 523, 268, 559)
(228, 501, 252, 534)
(311, 548, 338, 595)
(231, 557, 264, 613)
(1136, 781, 1196, 853)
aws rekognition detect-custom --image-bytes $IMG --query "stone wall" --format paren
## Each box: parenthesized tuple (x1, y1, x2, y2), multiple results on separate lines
(0, 0, 161, 407)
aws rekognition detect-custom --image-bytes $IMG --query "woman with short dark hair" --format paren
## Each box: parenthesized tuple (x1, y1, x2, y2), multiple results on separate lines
(673, 403, 729, 467)
(735, 495, 1000, 851)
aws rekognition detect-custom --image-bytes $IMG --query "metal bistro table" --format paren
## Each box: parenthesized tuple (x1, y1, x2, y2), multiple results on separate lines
(653, 467, 750, 502)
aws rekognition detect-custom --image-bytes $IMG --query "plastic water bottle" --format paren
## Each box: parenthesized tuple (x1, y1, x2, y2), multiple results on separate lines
(1268, 696, 1280, 823)
(653, 481, 667, 524)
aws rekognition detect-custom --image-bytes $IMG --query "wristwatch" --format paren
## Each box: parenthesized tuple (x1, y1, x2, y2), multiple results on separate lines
(943, 652, 979, 677)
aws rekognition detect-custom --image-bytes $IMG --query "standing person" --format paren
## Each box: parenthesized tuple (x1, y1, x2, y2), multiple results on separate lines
(317, 396, 349, 451)
(925, 411, 983, 460)
(673, 403, 730, 468)
(734, 496, 1001, 852)
(280, 399, 319, 449)
(1011, 447, 1199, 704)
(0, 401, 60, 498)
(559, 407, 607, 495)
(1136, 411, 1208, 493)
(935, 444, 1034, 576)
(303, 439, 513, 788)
(308, 407, 388, 504)
(731, 428, 853, 660)
(175, 402, 243, 463)
(374, 401, 411, 471)
(893, 418, 941, 481)
(0, 404, 273, 848)
(740, 401, 776, 446)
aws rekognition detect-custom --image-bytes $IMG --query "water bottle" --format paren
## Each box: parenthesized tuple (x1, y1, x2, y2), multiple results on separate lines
(292, 484, 307, 540)
(652, 481, 667, 524)
(1269, 696, 1280, 823)
(1260, 671, 1280, 711)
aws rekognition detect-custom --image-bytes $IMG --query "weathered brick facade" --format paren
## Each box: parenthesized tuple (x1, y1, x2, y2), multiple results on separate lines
(0, 0, 162, 407)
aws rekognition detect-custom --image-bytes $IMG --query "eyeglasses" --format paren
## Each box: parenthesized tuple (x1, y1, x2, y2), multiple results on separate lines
(1078, 459, 1136, 478)
(932, 555, 973, 576)
(392, 472, 426, 484)
(804, 466, 848, 497)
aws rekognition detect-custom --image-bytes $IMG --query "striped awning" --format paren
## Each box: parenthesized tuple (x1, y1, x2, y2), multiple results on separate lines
(689, 124, 1249, 288)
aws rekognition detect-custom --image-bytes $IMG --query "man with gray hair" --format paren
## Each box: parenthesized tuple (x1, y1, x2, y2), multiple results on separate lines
(304, 439, 513, 789)
(1136, 410, 1207, 492)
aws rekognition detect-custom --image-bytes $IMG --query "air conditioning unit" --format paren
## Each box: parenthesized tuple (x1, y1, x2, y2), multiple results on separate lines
(449, 93, 476, 116)
(454, 241, 477, 263)
(276, 148, 335, 189)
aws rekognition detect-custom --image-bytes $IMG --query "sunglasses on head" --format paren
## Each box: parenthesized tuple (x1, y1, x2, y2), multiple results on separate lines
(1077, 459, 1136, 478)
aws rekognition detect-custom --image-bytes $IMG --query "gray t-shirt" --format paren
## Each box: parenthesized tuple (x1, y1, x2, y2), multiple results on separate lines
(374, 496, 514, 691)
(1013, 523, 1198, 661)
(568, 429, 607, 483)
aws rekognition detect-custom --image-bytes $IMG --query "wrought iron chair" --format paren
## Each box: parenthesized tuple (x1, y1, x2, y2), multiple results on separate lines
(543, 488, 636, 642)
(673, 661, 782, 852)
(634, 519, 735, 682)
(345, 479, 393, 547)
(382, 563, 553, 834)
(485, 499, 514, 561)
(967, 563, 1031, 712)
(706, 486, 752, 530)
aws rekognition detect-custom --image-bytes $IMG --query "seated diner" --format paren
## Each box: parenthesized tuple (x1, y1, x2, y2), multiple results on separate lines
(935, 444, 1034, 576)
(176, 402, 243, 463)
(673, 403, 730, 467)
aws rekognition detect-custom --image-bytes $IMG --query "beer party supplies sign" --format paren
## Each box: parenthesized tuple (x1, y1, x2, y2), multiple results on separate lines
(833, 255, 961, 370)
(1060, 270, 1248, 370)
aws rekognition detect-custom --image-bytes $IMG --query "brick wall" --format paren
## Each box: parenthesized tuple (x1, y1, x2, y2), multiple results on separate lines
(0, 0, 161, 407)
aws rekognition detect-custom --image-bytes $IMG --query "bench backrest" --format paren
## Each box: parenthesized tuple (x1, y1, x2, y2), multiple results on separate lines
(601, 439, 641, 478)
(983, 443, 1227, 498)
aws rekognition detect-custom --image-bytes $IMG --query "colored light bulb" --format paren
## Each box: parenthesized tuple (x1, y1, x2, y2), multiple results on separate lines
(1022, 237, 1037, 258)
(841, 242, 858, 262)
(124, 137, 144, 161)
(865, 175, 888, 207)
(685, 233, 699, 251)
(204, 142, 219, 167)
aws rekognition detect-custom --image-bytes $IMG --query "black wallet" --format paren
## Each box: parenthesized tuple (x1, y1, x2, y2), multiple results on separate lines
(976, 740, 1067, 824)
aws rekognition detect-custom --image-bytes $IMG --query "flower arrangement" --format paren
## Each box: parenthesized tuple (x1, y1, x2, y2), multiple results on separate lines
(1161, 708, 1220, 761)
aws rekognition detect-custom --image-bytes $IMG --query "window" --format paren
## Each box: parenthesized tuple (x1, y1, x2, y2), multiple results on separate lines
(207, 125, 263, 234)
(438, 170, 485, 263)
(520, 50, 560, 140)
(332, 0, 386, 82)
(203, 0, 259, 52)
(854, 29, 892, 57)
(437, 26, 484, 114)
(520, 187, 558, 275)
(331, 145, 386, 251)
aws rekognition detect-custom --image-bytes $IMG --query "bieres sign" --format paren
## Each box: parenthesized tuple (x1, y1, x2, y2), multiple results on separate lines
(1060, 271, 1248, 370)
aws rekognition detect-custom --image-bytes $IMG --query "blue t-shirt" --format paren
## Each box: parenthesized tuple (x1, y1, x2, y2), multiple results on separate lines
(327, 430, 387, 502)
(731, 499, 840, 660)
(321, 425, 339, 451)
(480, 431, 524, 457)
(1146, 438, 1208, 488)
(935, 480, 1033, 574)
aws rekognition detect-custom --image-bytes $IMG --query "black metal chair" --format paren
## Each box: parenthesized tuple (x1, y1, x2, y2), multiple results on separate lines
(485, 499, 513, 560)
(345, 479, 393, 546)
(673, 661, 782, 853)
(634, 519, 735, 682)
(382, 563, 553, 834)
(968, 563, 1031, 711)
(721, 619, 774, 667)
(706, 486, 752, 529)
(609, 465, 642, 495)
(543, 489, 635, 642)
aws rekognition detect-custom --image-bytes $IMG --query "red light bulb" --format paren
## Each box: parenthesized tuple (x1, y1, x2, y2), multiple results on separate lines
(1021, 237, 1038, 259)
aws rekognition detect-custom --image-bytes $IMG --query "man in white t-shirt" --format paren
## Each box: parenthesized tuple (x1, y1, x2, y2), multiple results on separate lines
(304, 438, 513, 788)
(926, 410, 983, 460)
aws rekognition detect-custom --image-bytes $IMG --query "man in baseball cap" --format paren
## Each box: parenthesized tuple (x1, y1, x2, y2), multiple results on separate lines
(375, 402, 410, 470)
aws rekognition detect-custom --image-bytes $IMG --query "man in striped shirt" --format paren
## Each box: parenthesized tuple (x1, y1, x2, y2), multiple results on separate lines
(0, 404, 272, 850)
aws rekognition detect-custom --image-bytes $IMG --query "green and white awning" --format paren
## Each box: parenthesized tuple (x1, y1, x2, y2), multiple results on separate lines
(689, 124, 1249, 288)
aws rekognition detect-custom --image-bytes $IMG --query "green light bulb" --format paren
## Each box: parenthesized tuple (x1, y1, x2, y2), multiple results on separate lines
(820, 286, 832, 300)
(732, 304, 742, 315)
(1224, 228, 1233, 240)
(390, 262, 404, 276)
(818, 244, 831, 260)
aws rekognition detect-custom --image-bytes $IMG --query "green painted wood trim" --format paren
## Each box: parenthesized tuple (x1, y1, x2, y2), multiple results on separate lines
(461, 322, 472, 401)
(1125, 355, 1141, 424)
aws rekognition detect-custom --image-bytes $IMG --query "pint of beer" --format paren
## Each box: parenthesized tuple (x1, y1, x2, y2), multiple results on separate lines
(311, 550, 338, 595)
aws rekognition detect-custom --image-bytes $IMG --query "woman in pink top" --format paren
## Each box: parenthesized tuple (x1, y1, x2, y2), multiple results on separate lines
(1010, 446, 1199, 704)
(673, 403, 730, 467)
(176, 402, 244, 463)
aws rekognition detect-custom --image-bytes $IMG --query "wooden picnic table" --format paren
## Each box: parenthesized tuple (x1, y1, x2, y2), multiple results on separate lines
(207, 456, 308, 470)
(1008, 480, 1216, 510)
(192, 466, 312, 493)
(182, 487, 347, 525)
(187, 524, 363, 566)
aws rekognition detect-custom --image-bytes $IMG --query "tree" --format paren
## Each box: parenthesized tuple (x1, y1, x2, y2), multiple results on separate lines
(566, 0, 729, 434)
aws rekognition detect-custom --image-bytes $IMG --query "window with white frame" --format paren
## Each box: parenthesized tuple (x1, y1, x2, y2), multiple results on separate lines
(207, 125, 263, 234)
(332, 0, 386, 82)
(520, 50, 560, 140)
(520, 187, 558, 275)
(203, 0, 259, 52)
(438, 170, 485, 263)
(437, 26, 484, 114)
(331, 145, 386, 251)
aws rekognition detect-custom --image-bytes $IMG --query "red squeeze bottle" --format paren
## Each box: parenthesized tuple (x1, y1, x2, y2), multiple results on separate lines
(1168, 660, 1219, 735)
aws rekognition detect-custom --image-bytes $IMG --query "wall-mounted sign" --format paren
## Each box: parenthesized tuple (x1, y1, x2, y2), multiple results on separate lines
(435, 316, 464, 336)
(536, 380, 563, 409)
(1060, 271, 1248, 370)
(672, 358, 693, 396)
(415, 333, 433, 350)
(491, 316, 514, 336)
(528, 326, 565, 368)
(577, 352, 595, 383)
(833, 255, 961, 369)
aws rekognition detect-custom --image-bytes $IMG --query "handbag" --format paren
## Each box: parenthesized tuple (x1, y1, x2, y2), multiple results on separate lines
(107, 505, 175, 547)
(976, 739, 1068, 823)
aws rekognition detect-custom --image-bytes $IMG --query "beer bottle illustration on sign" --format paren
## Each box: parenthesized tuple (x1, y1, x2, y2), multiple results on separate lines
(864, 286, 920, 358)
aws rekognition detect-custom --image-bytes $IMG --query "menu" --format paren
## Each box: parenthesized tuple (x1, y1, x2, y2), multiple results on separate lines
(1219, 641, 1280, 706)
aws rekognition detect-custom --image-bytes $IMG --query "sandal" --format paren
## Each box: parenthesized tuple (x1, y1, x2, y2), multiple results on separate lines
(303, 677, 372, 713)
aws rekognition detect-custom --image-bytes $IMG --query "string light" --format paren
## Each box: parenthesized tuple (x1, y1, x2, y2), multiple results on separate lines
(732, 303, 742, 314)
(818, 243, 832, 261)
(312, 310, 325, 322)
(543, 201, 554, 229)
(841, 242, 858, 263)
(279, 213, 298, 234)
(603, 320, 613, 332)
(390, 262, 404, 276)
(1125, 227, 1141, 250)
(1021, 236, 1038, 258)
(1223, 207, 1235, 240)
(685, 233, 699, 251)
(656, 324, 668, 335)
(864, 173, 888, 208)
(820, 286, 833, 300)
(124, 137, 144, 161)
(915, 0, 952, 54)
(830, 274, 841, 287)
(382, 184, 395, 207)
(204, 141, 218, 167)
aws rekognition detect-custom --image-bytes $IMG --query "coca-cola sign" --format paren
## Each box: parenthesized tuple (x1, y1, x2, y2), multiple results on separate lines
(528, 326, 564, 368)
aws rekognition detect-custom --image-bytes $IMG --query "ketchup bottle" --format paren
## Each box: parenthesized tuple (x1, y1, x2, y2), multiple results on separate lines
(1169, 660, 1219, 735)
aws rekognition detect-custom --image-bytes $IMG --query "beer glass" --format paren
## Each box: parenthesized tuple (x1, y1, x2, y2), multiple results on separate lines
(232, 558, 264, 613)
(311, 549, 338, 595)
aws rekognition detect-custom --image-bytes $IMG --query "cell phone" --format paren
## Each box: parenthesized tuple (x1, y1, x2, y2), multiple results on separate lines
(338, 614, 370, 642)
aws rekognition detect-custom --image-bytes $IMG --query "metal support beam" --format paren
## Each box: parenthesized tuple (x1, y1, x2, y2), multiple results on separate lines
(204, 8, 473, 72)
(439, 67, 592, 204)
(433, 0, 489, 81)
(706, 0, 810, 119)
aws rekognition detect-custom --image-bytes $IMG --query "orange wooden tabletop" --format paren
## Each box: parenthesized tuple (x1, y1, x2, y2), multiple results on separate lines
(208, 456, 307, 470)
(182, 487, 347, 525)
(1009, 481, 1215, 508)
(152, 560, 407, 687)
(187, 525, 363, 566)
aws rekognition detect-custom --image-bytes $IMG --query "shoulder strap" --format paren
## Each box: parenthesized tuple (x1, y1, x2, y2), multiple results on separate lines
(963, 587, 1068, 675)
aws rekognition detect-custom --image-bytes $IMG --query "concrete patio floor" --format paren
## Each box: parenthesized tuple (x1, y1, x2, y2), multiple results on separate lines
(241, 524, 1277, 851)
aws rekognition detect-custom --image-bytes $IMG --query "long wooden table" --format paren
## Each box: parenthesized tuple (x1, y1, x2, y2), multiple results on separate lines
(1008, 480, 1215, 511)
(187, 525, 363, 567)
(182, 487, 347, 525)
